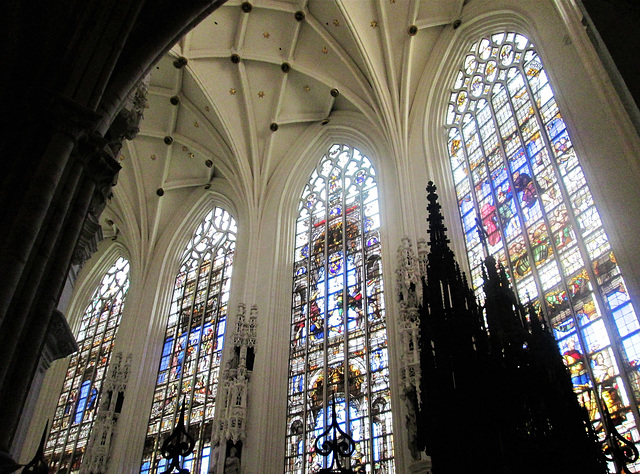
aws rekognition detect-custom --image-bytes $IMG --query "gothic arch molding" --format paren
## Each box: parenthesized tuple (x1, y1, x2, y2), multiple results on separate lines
(65, 242, 133, 334)
(417, 2, 640, 304)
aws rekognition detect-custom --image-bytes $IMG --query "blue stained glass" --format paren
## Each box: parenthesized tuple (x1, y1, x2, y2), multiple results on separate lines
(460, 195, 474, 215)
(553, 319, 575, 339)
(370, 349, 386, 371)
(466, 229, 481, 249)
(73, 380, 91, 425)
(607, 287, 630, 310)
(160, 338, 173, 371)
(293, 375, 304, 393)
(546, 116, 565, 139)
(526, 133, 544, 156)
(623, 335, 640, 364)
(446, 31, 640, 468)
(476, 179, 492, 199)
(141, 208, 236, 473)
(462, 208, 477, 233)
(492, 166, 509, 186)
(44, 257, 130, 470)
(552, 130, 572, 158)
(199, 447, 211, 474)
(614, 304, 640, 338)
(582, 319, 611, 352)
(509, 150, 527, 171)
(285, 144, 394, 473)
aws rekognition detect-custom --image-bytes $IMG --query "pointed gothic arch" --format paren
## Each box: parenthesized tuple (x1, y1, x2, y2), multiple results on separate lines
(44, 253, 131, 472)
(140, 206, 237, 473)
(443, 29, 640, 468)
(284, 143, 395, 473)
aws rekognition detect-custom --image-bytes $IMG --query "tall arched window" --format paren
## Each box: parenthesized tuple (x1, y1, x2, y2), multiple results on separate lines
(140, 207, 236, 473)
(446, 31, 640, 462)
(284, 144, 394, 473)
(44, 256, 130, 472)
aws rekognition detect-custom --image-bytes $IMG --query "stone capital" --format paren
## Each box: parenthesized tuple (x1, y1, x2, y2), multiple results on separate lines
(408, 458, 433, 474)
(70, 132, 122, 267)
(48, 94, 102, 141)
(41, 309, 78, 371)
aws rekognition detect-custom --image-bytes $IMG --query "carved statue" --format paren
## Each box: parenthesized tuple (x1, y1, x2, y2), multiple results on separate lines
(224, 446, 241, 473)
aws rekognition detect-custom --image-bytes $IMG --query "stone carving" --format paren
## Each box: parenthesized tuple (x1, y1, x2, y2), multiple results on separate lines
(106, 74, 149, 156)
(41, 309, 79, 371)
(71, 75, 149, 267)
(396, 237, 422, 403)
(80, 352, 132, 474)
(396, 237, 425, 460)
(210, 304, 257, 473)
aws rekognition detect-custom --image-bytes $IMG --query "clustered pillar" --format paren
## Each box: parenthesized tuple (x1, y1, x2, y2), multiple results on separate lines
(0, 0, 241, 462)
(0, 101, 122, 454)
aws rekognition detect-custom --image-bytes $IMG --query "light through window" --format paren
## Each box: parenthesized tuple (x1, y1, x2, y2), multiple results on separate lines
(284, 144, 394, 473)
(45, 256, 130, 473)
(446, 31, 640, 469)
(140, 207, 236, 474)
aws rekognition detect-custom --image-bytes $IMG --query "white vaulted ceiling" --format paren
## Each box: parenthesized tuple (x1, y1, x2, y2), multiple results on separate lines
(104, 0, 464, 255)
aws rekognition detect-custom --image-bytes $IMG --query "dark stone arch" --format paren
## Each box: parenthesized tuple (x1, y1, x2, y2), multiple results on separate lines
(0, 0, 228, 457)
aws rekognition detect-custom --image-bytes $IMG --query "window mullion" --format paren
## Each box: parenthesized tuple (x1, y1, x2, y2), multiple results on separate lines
(322, 172, 330, 471)
(518, 47, 640, 431)
(341, 160, 351, 455)
(302, 209, 313, 474)
(493, 76, 549, 307)
(359, 176, 374, 469)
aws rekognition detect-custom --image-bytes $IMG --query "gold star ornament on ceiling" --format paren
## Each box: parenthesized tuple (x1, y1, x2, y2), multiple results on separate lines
(304, 85, 310, 92)
(322, 46, 328, 54)
(263, 31, 270, 38)
(230, 88, 237, 95)
(371, 20, 378, 28)
(258, 91, 265, 98)
(333, 19, 339, 27)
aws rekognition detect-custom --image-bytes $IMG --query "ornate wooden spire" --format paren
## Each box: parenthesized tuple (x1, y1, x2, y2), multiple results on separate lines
(400, 182, 607, 473)
(426, 181, 449, 251)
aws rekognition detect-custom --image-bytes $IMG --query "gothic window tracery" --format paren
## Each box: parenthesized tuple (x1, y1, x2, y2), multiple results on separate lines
(140, 207, 236, 474)
(44, 256, 130, 472)
(446, 31, 640, 468)
(284, 144, 394, 473)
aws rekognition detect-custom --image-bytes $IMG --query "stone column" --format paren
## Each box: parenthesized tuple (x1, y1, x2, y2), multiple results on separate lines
(0, 98, 100, 327)
(12, 310, 79, 456)
(0, 132, 120, 454)
(409, 458, 433, 473)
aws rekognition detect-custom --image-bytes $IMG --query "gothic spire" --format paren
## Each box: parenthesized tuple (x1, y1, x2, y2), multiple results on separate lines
(402, 181, 606, 473)
(426, 182, 450, 251)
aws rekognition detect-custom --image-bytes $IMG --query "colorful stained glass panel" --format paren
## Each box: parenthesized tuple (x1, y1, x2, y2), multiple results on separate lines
(45, 257, 130, 473)
(446, 31, 640, 471)
(284, 144, 394, 473)
(140, 208, 236, 474)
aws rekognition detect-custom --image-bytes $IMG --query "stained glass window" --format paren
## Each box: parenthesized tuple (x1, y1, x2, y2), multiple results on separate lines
(446, 31, 640, 469)
(140, 207, 236, 474)
(284, 144, 394, 473)
(44, 256, 130, 472)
